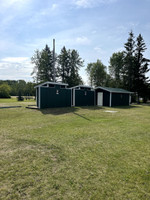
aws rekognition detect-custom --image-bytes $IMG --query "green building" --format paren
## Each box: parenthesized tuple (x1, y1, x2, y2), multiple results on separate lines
(95, 86, 133, 107)
(35, 82, 133, 109)
(71, 85, 95, 107)
(35, 82, 71, 109)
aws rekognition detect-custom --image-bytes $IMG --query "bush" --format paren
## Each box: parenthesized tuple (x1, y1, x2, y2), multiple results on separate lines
(0, 84, 11, 98)
(17, 91, 24, 101)
(17, 96, 24, 101)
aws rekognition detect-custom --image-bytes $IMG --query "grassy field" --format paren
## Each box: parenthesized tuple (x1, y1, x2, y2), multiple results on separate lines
(0, 98, 150, 200)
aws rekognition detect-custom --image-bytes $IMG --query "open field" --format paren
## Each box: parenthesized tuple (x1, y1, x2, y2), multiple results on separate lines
(0, 99, 150, 199)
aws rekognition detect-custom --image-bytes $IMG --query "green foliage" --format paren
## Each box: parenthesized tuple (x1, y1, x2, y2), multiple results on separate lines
(108, 31, 150, 102)
(86, 60, 107, 87)
(109, 52, 125, 88)
(0, 80, 36, 97)
(123, 31, 136, 91)
(58, 46, 70, 83)
(31, 45, 83, 87)
(31, 45, 55, 82)
(134, 34, 150, 101)
(58, 47, 84, 87)
(17, 91, 24, 101)
(25, 82, 36, 96)
(0, 84, 11, 98)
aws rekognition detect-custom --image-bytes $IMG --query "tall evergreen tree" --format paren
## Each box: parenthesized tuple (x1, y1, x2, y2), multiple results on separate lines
(58, 47, 83, 87)
(31, 44, 54, 83)
(134, 34, 150, 101)
(58, 46, 70, 83)
(124, 31, 136, 91)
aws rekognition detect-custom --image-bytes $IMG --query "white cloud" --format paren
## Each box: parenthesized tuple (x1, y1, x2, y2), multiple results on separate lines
(1, 0, 29, 8)
(0, 57, 33, 81)
(76, 36, 91, 45)
(1, 57, 29, 63)
(73, 0, 117, 8)
(94, 47, 106, 55)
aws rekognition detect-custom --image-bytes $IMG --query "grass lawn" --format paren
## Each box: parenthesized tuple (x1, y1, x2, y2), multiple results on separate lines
(0, 99, 150, 199)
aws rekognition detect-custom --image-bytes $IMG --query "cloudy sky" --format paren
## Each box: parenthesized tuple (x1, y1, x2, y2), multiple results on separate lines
(0, 0, 150, 83)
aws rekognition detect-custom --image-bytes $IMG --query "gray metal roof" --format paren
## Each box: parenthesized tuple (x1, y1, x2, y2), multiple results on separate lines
(70, 85, 93, 89)
(34, 81, 68, 88)
(95, 86, 133, 94)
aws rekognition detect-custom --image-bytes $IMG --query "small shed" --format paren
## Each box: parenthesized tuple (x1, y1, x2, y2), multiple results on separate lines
(35, 82, 71, 109)
(71, 85, 95, 107)
(95, 86, 132, 107)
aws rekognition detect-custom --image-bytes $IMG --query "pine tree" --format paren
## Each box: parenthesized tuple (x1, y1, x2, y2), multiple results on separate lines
(58, 46, 70, 83)
(134, 34, 150, 102)
(58, 47, 83, 87)
(31, 44, 54, 83)
(123, 31, 136, 91)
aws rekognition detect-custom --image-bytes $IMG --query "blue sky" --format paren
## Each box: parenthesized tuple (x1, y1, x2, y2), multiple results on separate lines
(0, 0, 150, 84)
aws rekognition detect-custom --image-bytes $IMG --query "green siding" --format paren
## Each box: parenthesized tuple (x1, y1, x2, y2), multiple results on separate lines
(75, 89, 94, 106)
(40, 87, 71, 108)
(112, 93, 129, 106)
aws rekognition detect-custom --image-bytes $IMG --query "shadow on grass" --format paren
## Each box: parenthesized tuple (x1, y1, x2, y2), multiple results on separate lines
(73, 112, 91, 121)
(39, 107, 79, 115)
(38, 106, 103, 116)
(0, 106, 22, 109)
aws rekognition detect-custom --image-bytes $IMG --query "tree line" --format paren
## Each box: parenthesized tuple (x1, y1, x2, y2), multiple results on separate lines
(0, 80, 35, 98)
(0, 31, 149, 101)
(31, 31, 150, 102)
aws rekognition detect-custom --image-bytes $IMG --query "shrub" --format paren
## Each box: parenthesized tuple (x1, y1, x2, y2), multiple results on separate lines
(17, 91, 24, 101)
(0, 84, 11, 98)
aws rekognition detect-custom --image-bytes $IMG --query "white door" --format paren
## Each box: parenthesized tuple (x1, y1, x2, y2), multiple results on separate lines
(97, 92, 103, 106)
(72, 89, 75, 106)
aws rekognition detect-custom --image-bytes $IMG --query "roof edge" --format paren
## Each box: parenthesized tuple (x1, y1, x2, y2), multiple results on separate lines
(34, 81, 68, 88)
(70, 85, 93, 89)
(95, 86, 133, 94)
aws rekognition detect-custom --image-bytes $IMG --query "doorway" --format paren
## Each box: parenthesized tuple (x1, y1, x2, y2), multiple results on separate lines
(97, 92, 103, 106)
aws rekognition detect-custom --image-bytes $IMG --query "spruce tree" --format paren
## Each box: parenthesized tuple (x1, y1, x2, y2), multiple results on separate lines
(134, 34, 150, 102)
(124, 31, 135, 91)
(58, 46, 70, 83)
(58, 47, 83, 87)
(31, 44, 54, 83)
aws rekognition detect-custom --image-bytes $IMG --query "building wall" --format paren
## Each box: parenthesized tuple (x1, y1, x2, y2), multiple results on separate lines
(75, 89, 94, 106)
(40, 86, 71, 108)
(95, 88, 110, 106)
(111, 93, 129, 106)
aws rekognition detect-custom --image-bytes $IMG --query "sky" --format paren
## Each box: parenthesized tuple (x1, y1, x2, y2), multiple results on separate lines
(0, 0, 150, 84)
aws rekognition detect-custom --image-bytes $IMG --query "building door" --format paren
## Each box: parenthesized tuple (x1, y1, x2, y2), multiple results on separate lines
(72, 89, 75, 106)
(97, 92, 103, 106)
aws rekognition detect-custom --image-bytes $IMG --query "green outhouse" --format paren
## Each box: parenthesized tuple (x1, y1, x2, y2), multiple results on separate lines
(35, 82, 71, 109)
(71, 85, 95, 106)
(95, 87, 133, 107)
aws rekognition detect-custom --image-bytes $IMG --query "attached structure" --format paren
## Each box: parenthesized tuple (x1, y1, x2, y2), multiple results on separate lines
(95, 86, 132, 107)
(71, 85, 95, 107)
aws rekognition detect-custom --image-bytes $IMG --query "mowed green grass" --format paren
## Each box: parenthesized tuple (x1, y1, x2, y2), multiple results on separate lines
(0, 99, 150, 200)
